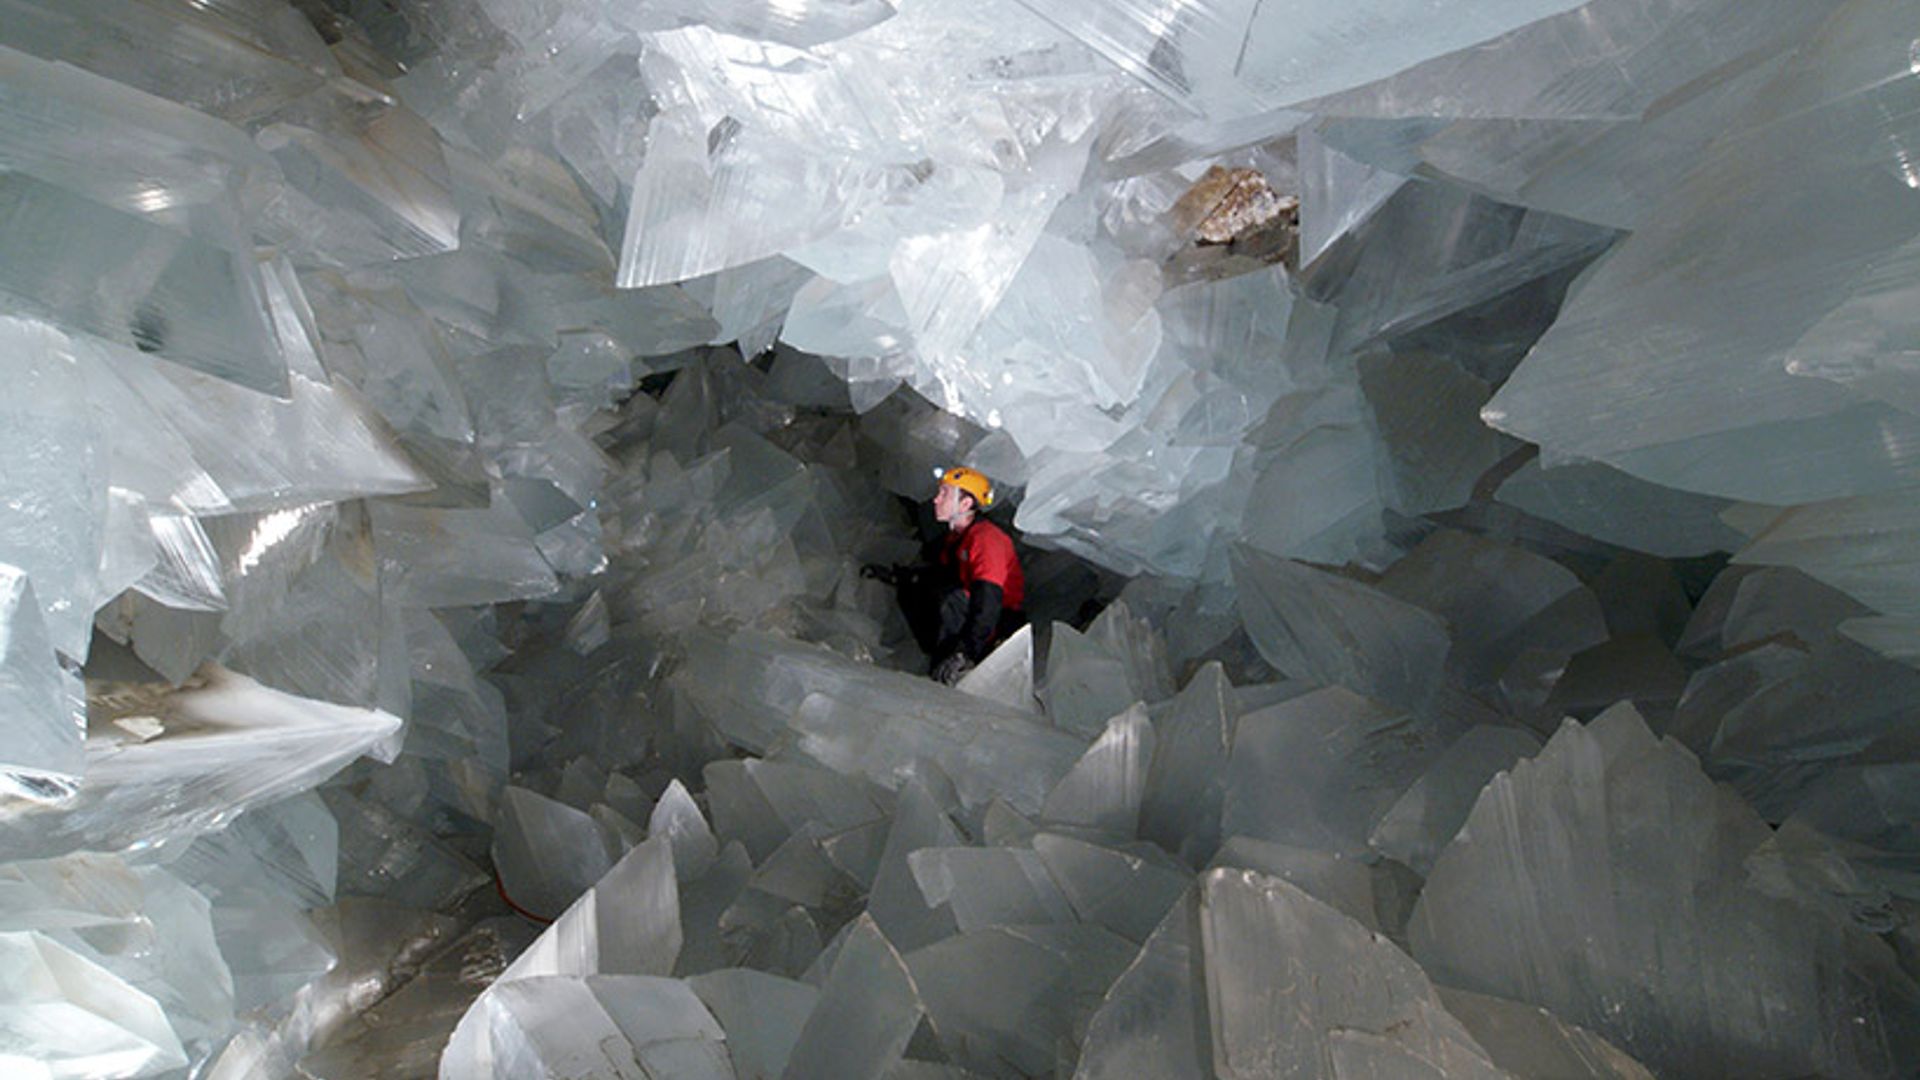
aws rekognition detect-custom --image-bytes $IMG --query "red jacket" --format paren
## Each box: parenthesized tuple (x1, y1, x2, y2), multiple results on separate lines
(942, 518, 1025, 611)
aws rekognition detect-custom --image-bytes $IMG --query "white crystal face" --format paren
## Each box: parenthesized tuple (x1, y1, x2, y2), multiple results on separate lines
(1, 0, 1918, 1077)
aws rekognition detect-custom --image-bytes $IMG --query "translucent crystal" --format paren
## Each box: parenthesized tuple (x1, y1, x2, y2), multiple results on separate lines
(907, 924, 1138, 1077)
(1436, 987, 1653, 1079)
(0, 666, 398, 862)
(1374, 528, 1607, 698)
(1782, 765, 1920, 900)
(0, 317, 106, 663)
(0, 930, 189, 1078)
(673, 841, 754, 978)
(90, 332, 430, 514)
(1298, 122, 1407, 267)
(5, 0, 1918, 1072)
(255, 107, 460, 267)
(371, 494, 560, 608)
(296, 917, 539, 1080)
(746, 825, 859, 910)
(677, 628, 1087, 815)
(172, 792, 338, 911)
(1073, 891, 1210, 1080)
(1409, 704, 1920, 1076)
(501, 836, 682, 983)
(648, 779, 720, 882)
(1237, 385, 1393, 569)
(608, 0, 898, 48)
(447, 146, 615, 276)
(619, 106, 916, 289)
(0, 0, 337, 123)
(1232, 546, 1451, 713)
(0, 565, 82, 790)
(864, 776, 962, 951)
(492, 786, 618, 922)
(1052, 618, 1136, 734)
(1041, 705, 1155, 836)
(1369, 725, 1543, 875)
(907, 846, 1074, 933)
(1139, 662, 1241, 866)
(1693, 632, 1920, 820)
(1085, 602, 1177, 704)
(207, 900, 334, 1014)
(1221, 838, 1402, 939)
(782, 915, 923, 1080)
(1481, 1, 1920, 506)
(0, 47, 287, 394)
(1303, 178, 1618, 353)
(320, 788, 489, 913)
(954, 623, 1037, 712)
(303, 273, 475, 445)
(1308, 0, 1834, 124)
(1033, 832, 1189, 943)
(1015, 0, 1590, 120)
(1736, 485, 1920, 619)
(0, 853, 234, 1056)
(198, 500, 399, 711)
(687, 968, 818, 1080)
(1360, 350, 1512, 517)
(890, 137, 1093, 367)
(398, 609, 510, 822)
(703, 759, 888, 871)
(1498, 458, 1746, 558)
(131, 512, 226, 613)
(1223, 686, 1453, 857)
(444, 974, 724, 1080)
(1200, 868, 1501, 1078)
(216, 898, 466, 1079)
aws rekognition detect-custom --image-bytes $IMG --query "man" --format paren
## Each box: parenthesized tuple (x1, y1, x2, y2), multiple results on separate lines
(867, 466, 1026, 684)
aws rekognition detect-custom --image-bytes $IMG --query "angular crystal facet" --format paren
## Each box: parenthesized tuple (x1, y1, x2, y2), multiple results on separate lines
(0, 666, 399, 862)
(1233, 546, 1451, 712)
(1223, 686, 1453, 857)
(1010, 0, 1588, 119)
(1410, 705, 1920, 1077)
(1481, 1, 1920, 506)
(0, 47, 287, 394)
(0, 565, 82, 790)
(0, 930, 190, 1079)
(1200, 867, 1501, 1078)
(782, 914, 923, 1080)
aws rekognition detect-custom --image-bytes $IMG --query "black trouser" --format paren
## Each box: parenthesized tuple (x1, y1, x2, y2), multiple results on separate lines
(932, 587, 1024, 665)
(900, 577, 1023, 665)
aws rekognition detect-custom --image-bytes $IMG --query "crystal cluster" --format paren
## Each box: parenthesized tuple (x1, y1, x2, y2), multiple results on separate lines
(2, 0, 1920, 1077)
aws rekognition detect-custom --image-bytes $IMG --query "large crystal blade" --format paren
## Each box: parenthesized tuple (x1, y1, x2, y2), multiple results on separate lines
(0, 46, 286, 394)
(1481, 1, 1920, 506)
(1011, 0, 1589, 119)
(1232, 545, 1451, 713)
(0, 666, 399, 861)
(0, 930, 189, 1078)
(1409, 704, 1920, 1076)
(676, 628, 1087, 815)
(1199, 867, 1501, 1078)
(0, 566, 82, 791)
(782, 914, 922, 1080)
(1223, 686, 1453, 857)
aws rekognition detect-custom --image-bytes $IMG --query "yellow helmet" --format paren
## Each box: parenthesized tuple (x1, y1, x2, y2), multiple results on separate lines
(934, 465, 994, 508)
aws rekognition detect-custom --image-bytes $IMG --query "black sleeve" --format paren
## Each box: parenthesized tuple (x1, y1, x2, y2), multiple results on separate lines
(960, 581, 1004, 661)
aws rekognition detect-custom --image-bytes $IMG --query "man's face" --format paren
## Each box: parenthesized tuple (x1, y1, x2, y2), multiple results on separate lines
(932, 482, 966, 524)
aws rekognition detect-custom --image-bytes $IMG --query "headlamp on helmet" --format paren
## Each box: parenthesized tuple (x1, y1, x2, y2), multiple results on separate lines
(934, 466, 994, 508)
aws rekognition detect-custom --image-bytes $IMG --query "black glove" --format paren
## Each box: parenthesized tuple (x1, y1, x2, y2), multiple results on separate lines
(931, 652, 974, 685)
(864, 563, 927, 588)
